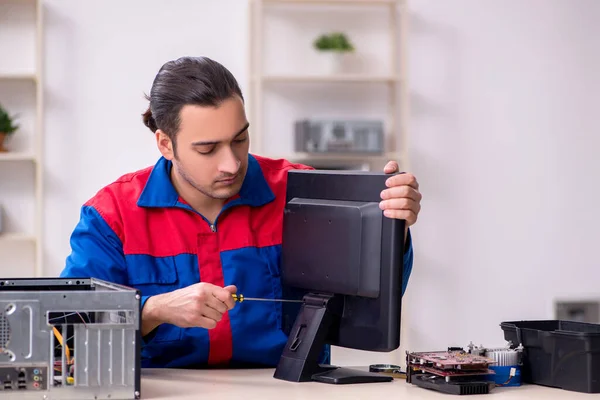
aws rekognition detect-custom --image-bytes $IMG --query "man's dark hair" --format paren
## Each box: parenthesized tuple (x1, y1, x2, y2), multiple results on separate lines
(142, 56, 244, 150)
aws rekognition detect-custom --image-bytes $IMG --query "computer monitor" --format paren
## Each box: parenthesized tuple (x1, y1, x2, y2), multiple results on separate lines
(273, 169, 405, 385)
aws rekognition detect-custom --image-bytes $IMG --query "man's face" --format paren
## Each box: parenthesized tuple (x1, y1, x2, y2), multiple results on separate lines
(158, 95, 250, 201)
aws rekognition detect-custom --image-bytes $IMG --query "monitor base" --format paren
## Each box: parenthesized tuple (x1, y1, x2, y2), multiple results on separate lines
(311, 366, 393, 384)
(273, 293, 393, 385)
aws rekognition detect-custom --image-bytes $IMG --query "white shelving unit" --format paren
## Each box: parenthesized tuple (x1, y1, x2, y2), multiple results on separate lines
(247, 0, 411, 367)
(0, 0, 44, 277)
(248, 0, 409, 172)
(0, 152, 37, 162)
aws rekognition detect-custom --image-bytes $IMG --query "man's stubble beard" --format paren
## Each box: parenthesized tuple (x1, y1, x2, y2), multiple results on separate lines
(173, 158, 243, 201)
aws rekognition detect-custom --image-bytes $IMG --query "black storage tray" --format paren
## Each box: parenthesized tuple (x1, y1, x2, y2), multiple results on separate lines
(501, 320, 600, 393)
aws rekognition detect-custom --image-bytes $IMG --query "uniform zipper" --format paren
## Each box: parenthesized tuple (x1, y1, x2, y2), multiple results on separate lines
(208, 203, 233, 233)
(178, 200, 226, 233)
(203, 200, 240, 233)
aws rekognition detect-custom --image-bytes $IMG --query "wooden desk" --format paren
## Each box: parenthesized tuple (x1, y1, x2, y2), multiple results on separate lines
(140, 367, 593, 399)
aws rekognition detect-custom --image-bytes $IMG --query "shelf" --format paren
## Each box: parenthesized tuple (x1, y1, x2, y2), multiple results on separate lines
(0, 0, 38, 4)
(0, 0, 44, 278)
(267, 151, 400, 162)
(262, 0, 398, 5)
(260, 74, 400, 83)
(250, 0, 409, 172)
(0, 152, 37, 162)
(0, 73, 37, 82)
(0, 233, 36, 243)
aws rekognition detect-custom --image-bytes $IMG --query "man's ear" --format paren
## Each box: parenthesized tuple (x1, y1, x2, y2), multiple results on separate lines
(156, 130, 175, 160)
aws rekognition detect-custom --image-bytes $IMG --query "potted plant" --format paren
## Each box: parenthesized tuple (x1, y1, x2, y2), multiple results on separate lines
(313, 32, 355, 74)
(0, 103, 19, 152)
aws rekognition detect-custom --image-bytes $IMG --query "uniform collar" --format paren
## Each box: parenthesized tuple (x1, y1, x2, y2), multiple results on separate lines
(137, 154, 275, 208)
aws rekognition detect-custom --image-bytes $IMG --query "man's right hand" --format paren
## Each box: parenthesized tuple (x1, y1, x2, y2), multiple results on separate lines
(141, 283, 237, 336)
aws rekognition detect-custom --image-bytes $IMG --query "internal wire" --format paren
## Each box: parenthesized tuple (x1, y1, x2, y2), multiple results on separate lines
(496, 375, 514, 387)
(76, 311, 88, 326)
(52, 327, 71, 365)
(48, 312, 78, 323)
(55, 334, 75, 349)
(50, 311, 89, 367)
(48, 311, 91, 325)
(49, 311, 93, 387)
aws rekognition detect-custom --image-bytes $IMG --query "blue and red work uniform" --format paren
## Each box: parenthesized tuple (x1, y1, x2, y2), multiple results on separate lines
(60, 154, 414, 368)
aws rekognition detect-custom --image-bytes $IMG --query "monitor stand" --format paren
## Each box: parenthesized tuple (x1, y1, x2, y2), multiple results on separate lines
(273, 293, 393, 384)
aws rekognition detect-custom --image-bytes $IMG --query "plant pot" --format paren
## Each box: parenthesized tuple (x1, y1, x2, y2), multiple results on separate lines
(318, 51, 360, 75)
(318, 52, 345, 74)
(0, 133, 7, 152)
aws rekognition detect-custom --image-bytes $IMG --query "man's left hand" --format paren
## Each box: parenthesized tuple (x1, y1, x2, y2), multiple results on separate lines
(379, 161, 422, 226)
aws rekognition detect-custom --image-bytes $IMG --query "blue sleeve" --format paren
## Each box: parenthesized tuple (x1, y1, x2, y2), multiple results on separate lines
(60, 205, 159, 343)
(60, 205, 128, 286)
(401, 228, 414, 296)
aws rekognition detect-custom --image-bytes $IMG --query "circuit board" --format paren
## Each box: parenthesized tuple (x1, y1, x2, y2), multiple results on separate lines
(408, 364, 495, 377)
(408, 350, 496, 370)
(406, 344, 521, 395)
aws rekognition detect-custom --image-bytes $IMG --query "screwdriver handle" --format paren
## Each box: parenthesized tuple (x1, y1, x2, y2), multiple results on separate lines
(232, 293, 244, 303)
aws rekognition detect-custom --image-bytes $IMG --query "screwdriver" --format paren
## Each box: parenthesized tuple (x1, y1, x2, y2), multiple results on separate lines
(231, 294, 303, 303)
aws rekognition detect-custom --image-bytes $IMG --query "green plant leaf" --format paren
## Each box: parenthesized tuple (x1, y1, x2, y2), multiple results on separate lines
(0, 103, 19, 134)
(313, 32, 355, 52)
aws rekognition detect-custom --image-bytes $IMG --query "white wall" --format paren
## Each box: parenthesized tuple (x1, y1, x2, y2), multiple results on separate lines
(43, 0, 249, 271)
(405, 0, 600, 355)
(34, 0, 600, 365)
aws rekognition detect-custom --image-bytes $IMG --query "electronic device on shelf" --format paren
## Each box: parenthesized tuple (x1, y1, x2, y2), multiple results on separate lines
(273, 169, 406, 385)
(294, 119, 384, 154)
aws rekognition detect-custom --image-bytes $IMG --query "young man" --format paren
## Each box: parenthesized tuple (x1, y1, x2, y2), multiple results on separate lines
(60, 56, 422, 369)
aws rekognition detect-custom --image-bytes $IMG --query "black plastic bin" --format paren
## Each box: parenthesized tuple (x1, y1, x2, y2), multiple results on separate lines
(501, 320, 600, 393)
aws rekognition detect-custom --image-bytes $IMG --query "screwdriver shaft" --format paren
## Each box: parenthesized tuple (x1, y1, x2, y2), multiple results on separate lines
(232, 294, 302, 303)
(242, 297, 302, 303)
